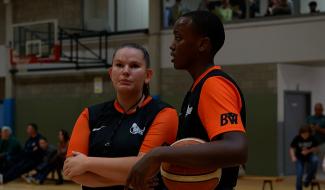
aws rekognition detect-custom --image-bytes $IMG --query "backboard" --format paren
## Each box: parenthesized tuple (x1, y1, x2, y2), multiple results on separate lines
(11, 20, 59, 65)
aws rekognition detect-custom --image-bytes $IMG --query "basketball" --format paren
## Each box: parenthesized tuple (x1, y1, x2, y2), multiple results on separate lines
(160, 138, 220, 190)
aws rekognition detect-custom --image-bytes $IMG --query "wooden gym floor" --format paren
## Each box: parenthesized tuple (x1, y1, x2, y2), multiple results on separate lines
(0, 176, 323, 190)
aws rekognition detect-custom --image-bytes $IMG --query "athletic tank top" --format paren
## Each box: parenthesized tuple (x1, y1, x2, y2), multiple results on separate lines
(177, 68, 246, 190)
(83, 98, 171, 190)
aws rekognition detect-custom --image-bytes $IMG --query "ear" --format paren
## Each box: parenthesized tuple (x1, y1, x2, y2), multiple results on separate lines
(198, 37, 211, 53)
(145, 69, 153, 84)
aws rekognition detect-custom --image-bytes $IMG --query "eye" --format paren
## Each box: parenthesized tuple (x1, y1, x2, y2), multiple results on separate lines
(174, 35, 182, 42)
(130, 63, 140, 69)
(115, 63, 123, 68)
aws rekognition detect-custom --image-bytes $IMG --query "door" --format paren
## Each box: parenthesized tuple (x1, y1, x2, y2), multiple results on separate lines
(283, 92, 310, 175)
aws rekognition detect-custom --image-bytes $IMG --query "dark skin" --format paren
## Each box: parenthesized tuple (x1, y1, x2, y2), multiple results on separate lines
(125, 17, 248, 190)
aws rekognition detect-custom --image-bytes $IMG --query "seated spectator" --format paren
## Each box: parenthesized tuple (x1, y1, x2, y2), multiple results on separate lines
(53, 129, 70, 185)
(273, 0, 292, 16)
(290, 126, 319, 190)
(265, 0, 279, 16)
(309, 1, 320, 14)
(2, 123, 43, 183)
(249, 0, 259, 18)
(23, 137, 57, 184)
(265, 0, 291, 16)
(197, 0, 210, 11)
(170, 0, 190, 25)
(0, 126, 22, 174)
(214, 0, 233, 22)
(230, 0, 247, 19)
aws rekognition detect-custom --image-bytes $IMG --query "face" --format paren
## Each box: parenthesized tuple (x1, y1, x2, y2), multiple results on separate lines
(58, 131, 64, 142)
(39, 139, 48, 150)
(315, 104, 323, 116)
(26, 125, 35, 136)
(170, 17, 204, 70)
(1, 129, 10, 140)
(301, 132, 310, 140)
(109, 47, 152, 95)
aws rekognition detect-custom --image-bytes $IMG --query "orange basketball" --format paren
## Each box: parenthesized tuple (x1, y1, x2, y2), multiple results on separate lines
(160, 138, 220, 190)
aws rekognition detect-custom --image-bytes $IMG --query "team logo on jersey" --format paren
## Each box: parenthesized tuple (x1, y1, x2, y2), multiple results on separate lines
(130, 123, 145, 135)
(185, 105, 193, 117)
(92, 125, 108, 132)
(220, 113, 238, 126)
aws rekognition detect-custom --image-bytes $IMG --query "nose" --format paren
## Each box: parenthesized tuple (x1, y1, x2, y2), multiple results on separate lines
(122, 65, 130, 75)
(169, 42, 175, 52)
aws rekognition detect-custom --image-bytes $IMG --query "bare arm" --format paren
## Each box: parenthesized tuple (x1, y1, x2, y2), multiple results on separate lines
(125, 131, 247, 190)
(71, 172, 119, 187)
(64, 152, 144, 186)
(289, 148, 296, 162)
(85, 155, 144, 185)
(151, 132, 247, 168)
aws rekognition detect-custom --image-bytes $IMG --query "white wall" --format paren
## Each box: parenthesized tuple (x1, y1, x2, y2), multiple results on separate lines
(117, 0, 149, 31)
(300, 0, 325, 14)
(160, 15, 325, 68)
(277, 64, 325, 122)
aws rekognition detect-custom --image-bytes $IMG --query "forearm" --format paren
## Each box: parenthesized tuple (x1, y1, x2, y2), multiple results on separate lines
(85, 156, 142, 184)
(72, 172, 119, 187)
(309, 147, 319, 153)
(289, 148, 296, 159)
(151, 132, 247, 168)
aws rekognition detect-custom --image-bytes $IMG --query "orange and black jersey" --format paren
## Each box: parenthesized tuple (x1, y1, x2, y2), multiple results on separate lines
(178, 66, 246, 190)
(67, 96, 178, 190)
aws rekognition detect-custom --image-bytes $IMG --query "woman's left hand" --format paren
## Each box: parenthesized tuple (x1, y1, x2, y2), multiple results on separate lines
(63, 151, 89, 178)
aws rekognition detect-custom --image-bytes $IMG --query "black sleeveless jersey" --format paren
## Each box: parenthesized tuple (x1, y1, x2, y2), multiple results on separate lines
(177, 68, 246, 190)
(83, 98, 171, 190)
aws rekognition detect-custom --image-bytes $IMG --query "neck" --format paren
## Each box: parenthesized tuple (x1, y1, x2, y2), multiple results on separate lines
(31, 133, 37, 138)
(187, 59, 214, 80)
(116, 91, 144, 112)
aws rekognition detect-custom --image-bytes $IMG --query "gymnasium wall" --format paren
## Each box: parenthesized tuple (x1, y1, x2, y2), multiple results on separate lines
(12, 0, 81, 28)
(0, 46, 7, 77)
(160, 15, 325, 68)
(0, 2, 5, 45)
(14, 71, 115, 145)
(161, 63, 278, 176)
(277, 64, 325, 122)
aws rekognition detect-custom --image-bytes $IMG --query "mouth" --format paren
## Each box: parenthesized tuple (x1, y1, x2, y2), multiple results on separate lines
(119, 79, 132, 85)
(170, 53, 175, 63)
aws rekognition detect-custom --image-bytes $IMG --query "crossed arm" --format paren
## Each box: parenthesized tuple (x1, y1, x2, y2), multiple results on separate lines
(64, 152, 145, 187)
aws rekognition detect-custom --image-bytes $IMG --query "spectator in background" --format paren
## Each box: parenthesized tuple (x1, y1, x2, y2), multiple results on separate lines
(273, 0, 292, 16)
(2, 123, 43, 183)
(307, 103, 325, 144)
(309, 1, 320, 14)
(214, 0, 233, 22)
(230, 0, 247, 19)
(265, 0, 291, 16)
(171, 0, 190, 25)
(0, 126, 22, 174)
(197, 0, 210, 11)
(249, 0, 259, 18)
(23, 137, 57, 184)
(54, 129, 70, 185)
(290, 126, 319, 190)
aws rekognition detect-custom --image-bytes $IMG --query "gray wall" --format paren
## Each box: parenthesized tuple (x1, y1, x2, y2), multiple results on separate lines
(12, 0, 81, 28)
(14, 71, 115, 145)
(223, 64, 278, 176)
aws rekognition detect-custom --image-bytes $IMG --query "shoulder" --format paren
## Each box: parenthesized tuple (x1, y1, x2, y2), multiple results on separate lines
(200, 76, 242, 108)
